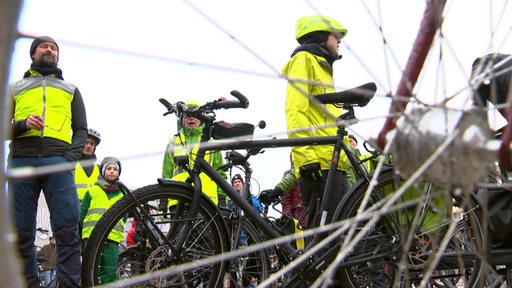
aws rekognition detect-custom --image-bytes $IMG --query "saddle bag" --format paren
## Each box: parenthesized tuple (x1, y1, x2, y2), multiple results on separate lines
(478, 187, 512, 248)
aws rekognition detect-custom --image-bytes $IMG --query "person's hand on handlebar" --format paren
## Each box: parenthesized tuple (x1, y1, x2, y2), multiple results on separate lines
(258, 188, 283, 204)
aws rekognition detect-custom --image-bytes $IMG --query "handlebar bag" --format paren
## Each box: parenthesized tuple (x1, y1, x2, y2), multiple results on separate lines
(212, 121, 254, 140)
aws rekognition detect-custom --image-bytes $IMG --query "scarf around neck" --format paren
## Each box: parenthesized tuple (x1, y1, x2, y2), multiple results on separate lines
(24, 64, 64, 79)
(96, 176, 119, 193)
(290, 43, 342, 66)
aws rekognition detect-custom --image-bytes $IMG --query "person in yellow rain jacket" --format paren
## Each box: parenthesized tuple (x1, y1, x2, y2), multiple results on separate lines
(80, 157, 124, 284)
(282, 15, 350, 229)
(75, 128, 101, 203)
(160, 100, 227, 212)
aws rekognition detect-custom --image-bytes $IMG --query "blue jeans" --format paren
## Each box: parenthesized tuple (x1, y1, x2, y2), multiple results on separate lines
(43, 268, 56, 287)
(10, 156, 81, 288)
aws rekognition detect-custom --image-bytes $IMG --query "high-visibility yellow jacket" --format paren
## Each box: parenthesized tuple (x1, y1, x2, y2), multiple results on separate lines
(162, 126, 225, 204)
(282, 49, 350, 176)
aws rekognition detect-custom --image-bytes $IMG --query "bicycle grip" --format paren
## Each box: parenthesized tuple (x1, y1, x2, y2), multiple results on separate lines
(213, 90, 250, 110)
(230, 90, 249, 108)
(159, 98, 172, 110)
(159, 98, 178, 116)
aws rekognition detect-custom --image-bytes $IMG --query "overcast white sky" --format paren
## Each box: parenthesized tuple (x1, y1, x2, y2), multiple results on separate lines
(6, 0, 512, 192)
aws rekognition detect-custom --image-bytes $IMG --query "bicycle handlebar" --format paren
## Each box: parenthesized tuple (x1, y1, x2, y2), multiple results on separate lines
(159, 90, 249, 119)
(212, 90, 249, 109)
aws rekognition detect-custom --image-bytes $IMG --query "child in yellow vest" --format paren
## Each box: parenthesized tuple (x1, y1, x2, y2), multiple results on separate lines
(80, 157, 124, 284)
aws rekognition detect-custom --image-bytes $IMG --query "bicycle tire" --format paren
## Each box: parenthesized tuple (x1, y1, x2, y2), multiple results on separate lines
(222, 209, 271, 287)
(81, 183, 229, 287)
(333, 167, 487, 288)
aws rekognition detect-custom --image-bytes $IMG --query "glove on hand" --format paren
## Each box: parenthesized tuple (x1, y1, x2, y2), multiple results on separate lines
(299, 162, 322, 181)
(258, 188, 283, 204)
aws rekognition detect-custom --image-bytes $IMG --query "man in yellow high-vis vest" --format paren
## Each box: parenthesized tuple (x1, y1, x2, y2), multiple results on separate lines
(75, 128, 101, 203)
(9, 36, 86, 288)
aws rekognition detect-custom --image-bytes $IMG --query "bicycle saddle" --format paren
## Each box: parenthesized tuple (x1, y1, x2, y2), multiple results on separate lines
(315, 82, 376, 107)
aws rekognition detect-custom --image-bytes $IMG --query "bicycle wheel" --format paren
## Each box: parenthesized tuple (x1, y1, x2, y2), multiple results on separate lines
(81, 183, 229, 287)
(333, 167, 487, 288)
(222, 209, 271, 287)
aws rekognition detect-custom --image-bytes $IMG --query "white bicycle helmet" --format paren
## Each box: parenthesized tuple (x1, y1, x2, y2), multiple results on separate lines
(87, 128, 101, 145)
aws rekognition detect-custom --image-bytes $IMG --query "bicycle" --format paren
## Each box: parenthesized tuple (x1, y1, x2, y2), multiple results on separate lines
(81, 81, 490, 287)
(79, 84, 370, 286)
(219, 149, 281, 288)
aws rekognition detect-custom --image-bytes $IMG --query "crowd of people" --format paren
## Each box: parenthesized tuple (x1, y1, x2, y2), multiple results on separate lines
(7, 14, 510, 288)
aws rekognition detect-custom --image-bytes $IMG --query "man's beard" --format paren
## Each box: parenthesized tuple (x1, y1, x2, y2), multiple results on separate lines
(33, 56, 57, 68)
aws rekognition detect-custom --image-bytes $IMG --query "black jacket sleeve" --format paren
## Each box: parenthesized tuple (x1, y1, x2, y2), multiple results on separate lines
(65, 87, 88, 161)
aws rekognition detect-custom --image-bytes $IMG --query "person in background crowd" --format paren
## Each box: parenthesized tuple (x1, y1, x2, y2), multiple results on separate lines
(125, 218, 137, 247)
(8, 35, 86, 288)
(75, 128, 101, 204)
(282, 15, 350, 230)
(228, 173, 263, 252)
(259, 153, 307, 228)
(348, 134, 359, 151)
(347, 134, 388, 187)
(39, 235, 57, 287)
(80, 157, 124, 284)
(347, 134, 363, 186)
(229, 173, 263, 213)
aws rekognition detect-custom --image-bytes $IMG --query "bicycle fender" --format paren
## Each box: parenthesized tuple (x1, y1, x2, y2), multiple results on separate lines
(157, 178, 193, 189)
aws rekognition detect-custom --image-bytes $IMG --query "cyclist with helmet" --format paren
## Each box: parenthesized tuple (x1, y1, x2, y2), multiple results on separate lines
(282, 16, 350, 231)
(80, 156, 124, 284)
(75, 128, 102, 203)
(160, 100, 227, 212)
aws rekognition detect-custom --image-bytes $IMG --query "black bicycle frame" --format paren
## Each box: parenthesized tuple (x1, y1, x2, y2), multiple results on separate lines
(190, 113, 371, 259)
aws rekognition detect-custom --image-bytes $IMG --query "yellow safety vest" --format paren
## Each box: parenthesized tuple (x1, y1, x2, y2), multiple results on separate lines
(82, 186, 124, 242)
(75, 162, 100, 202)
(168, 135, 218, 204)
(11, 71, 75, 143)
